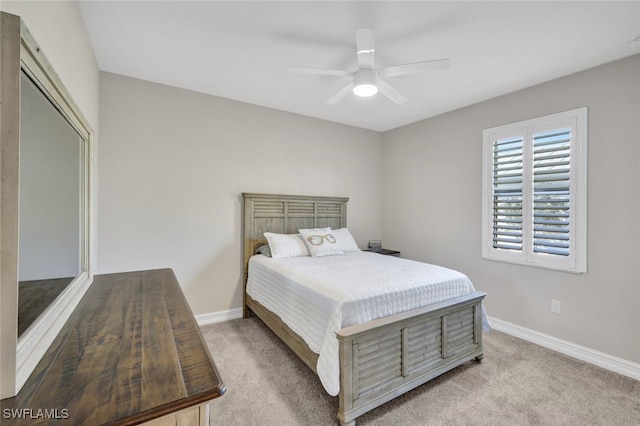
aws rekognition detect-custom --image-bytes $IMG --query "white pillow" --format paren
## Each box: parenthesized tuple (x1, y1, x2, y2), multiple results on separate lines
(298, 227, 344, 257)
(256, 244, 272, 257)
(332, 228, 360, 252)
(263, 232, 309, 258)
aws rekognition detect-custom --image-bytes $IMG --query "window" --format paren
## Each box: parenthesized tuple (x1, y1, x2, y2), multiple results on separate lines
(482, 108, 587, 273)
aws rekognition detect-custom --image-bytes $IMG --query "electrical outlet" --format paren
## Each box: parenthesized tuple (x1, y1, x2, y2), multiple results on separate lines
(551, 300, 561, 314)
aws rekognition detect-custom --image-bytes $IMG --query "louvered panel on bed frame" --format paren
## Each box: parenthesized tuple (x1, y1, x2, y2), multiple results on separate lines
(243, 193, 346, 250)
(241, 193, 486, 426)
(337, 295, 484, 423)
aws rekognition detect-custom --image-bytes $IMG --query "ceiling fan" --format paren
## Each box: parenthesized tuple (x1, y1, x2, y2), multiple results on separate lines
(289, 29, 450, 104)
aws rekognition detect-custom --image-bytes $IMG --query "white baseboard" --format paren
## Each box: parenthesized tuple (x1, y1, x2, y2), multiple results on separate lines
(488, 316, 640, 381)
(195, 308, 243, 326)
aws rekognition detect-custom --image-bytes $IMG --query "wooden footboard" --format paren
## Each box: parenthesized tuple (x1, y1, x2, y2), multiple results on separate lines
(336, 292, 486, 426)
(247, 292, 485, 426)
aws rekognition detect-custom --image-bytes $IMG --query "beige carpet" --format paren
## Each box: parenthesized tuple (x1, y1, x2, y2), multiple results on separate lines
(203, 317, 639, 426)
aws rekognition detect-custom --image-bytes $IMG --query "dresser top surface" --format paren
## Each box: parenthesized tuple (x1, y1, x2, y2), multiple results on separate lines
(1, 268, 225, 425)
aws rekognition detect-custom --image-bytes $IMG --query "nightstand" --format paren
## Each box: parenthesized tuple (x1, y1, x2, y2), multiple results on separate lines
(365, 248, 401, 257)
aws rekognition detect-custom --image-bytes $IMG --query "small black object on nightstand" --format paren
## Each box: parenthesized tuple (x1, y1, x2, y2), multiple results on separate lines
(367, 240, 400, 256)
(367, 240, 382, 252)
(365, 248, 400, 257)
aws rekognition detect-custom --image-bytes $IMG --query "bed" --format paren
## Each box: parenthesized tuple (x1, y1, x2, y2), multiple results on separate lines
(242, 193, 488, 426)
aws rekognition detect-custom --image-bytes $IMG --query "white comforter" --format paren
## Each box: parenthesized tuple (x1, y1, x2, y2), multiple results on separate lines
(246, 251, 489, 396)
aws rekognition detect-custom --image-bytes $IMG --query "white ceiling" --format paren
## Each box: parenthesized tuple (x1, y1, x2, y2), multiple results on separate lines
(78, 1, 640, 132)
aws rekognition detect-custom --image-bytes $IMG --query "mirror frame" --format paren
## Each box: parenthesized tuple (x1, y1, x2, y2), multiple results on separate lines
(0, 12, 93, 398)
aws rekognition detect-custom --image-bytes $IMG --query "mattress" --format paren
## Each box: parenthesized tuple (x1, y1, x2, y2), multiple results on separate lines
(246, 251, 489, 396)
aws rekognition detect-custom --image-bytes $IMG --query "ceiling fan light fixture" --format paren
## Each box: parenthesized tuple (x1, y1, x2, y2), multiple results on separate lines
(353, 69, 378, 97)
(353, 83, 378, 97)
(289, 28, 450, 104)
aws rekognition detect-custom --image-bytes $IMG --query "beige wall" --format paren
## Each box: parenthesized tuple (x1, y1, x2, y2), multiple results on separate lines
(1, 1, 99, 128)
(382, 54, 640, 364)
(98, 72, 383, 315)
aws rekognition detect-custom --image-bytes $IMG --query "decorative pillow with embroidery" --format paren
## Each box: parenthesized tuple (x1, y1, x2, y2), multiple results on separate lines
(298, 227, 344, 257)
(331, 228, 360, 252)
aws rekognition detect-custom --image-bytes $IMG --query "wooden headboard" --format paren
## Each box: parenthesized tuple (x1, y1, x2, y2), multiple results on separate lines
(241, 193, 349, 313)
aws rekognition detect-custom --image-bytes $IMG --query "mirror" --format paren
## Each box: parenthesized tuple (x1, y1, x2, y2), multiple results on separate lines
(17, 71, 84, 337)
(0, 12, 93, 398)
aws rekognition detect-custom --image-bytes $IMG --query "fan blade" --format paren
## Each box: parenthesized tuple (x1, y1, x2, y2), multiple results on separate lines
(326, 82, 354, 104)
(377, 79, 408, 104)
(288, 66, 350, 77)
(378, 58, 450, 78)
(355, 29, 375, 69)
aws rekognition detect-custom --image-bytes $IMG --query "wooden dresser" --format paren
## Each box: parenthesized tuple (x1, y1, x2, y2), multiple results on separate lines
(1, 269, 225, 425)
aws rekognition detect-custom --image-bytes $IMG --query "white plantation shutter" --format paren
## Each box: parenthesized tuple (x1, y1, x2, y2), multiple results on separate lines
(482, 108, 587, 273)
(532, 128, 571, 256)
(492, 136, 524, 251)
